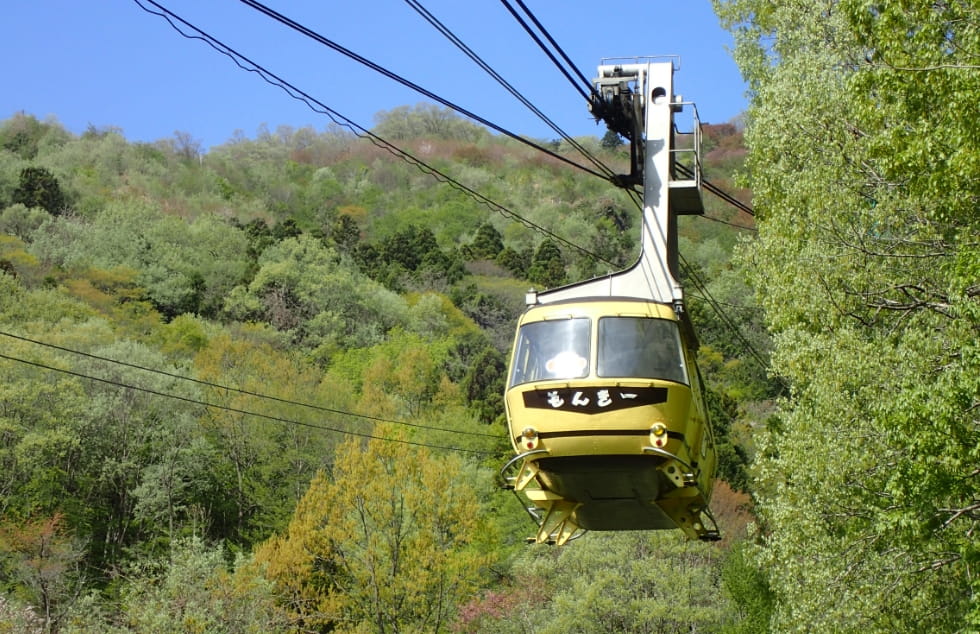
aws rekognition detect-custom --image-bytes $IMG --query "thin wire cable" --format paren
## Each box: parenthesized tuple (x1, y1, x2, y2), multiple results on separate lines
(676, 163, 755, 217)
(0, 350, 502, 456)
(687, 292, 763, 314)
(512, 0, 597, 93)
(703, 179, 755, 217)
(698, 213, 756, 232)
(235, 0, 613, 183)
(498, 0, 594, 102)
(0, 330, 504, 440)
(402, 0, 616, 180)
(679, 254, 771, 372)
(134, 0, 615, 267)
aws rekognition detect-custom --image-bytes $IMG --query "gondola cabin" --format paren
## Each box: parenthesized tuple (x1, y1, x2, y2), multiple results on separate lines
(500, 58, 719, 545)
(502, 296, 718, 544)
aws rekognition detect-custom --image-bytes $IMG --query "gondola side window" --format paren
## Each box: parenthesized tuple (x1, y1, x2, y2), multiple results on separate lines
(509, 318, 591, 386)
(597, 317, 688, 384)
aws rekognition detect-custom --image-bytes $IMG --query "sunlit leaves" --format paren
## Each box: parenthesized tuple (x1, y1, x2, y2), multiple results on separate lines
(69, 537, 287, 633)
(717, 0, 980, 628)
(466, 531, 734, 633)
(256, 436, 492, 632)
(224, 235, 409, 351)
(29, 200, 249, 319)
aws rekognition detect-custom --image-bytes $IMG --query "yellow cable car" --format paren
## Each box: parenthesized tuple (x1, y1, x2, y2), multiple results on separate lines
(502, 297, 718, 544)
(500, 59, 720, 545)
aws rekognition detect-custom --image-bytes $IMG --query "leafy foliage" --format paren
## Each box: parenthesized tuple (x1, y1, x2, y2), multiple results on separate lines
(0, 514, 85, 633)
(527, 238, 566, 288)
(716, 0, 980, 629)
(460, 531, 734, 633)
(255, 435, 493, 632)
(371, 103, 490, 142)
(11, 167, 66, 215)
(65, 537, 287, 633)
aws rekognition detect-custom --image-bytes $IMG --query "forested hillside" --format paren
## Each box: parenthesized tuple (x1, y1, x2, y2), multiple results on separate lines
(0, 103, 767, 632)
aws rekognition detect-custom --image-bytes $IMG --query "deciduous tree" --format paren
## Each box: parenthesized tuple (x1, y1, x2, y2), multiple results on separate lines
(256, 435, 492, 632)
(715, 0, 980, 628)
(0, 514, 85, 632)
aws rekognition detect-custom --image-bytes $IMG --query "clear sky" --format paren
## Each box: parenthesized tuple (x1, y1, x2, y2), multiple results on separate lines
(3, 0, 746, 151)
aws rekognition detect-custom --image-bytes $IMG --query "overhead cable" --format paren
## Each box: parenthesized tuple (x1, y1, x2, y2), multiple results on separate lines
(0, 350, 501, 456)
(678, 253, 773, 373)
(403, 0, 617, 180)
(498, 0, 596, 102)
(134, 0, 615, 267)
(676, 163, 755, 217)
(0, 330, 504, 440)
(235, 0, 614, 183)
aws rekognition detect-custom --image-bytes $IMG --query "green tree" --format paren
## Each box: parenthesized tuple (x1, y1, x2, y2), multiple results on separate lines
(716, 0, 980, 629)
(240, 218, 275, 262)
(193, 334, 332, 545)
(223, 235, 409, 351)
(0, 113, 48, 160)
(600, 129, 623, 149)
(0, 203, 48, 240)
(0, 304, 221, 573)
(720, 540, 774, 634)
(365, 224, 463, 289)
(460, 345, 506, 424)
(495, 245, 530, 277)
(462, 531, 734, 633)
(328, 213, 361, 255)
(0, 514, 85, 633)
(527, 239, 566, 288)
(372, 104, 489, 142)
(65, 537, 287, 633)
(466, 222, 504, 260)
(29, 201, 249, 319)
(12, 167, 66, 215)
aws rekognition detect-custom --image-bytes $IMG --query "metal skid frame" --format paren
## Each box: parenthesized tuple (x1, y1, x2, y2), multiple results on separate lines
(499, 450, 587, 545)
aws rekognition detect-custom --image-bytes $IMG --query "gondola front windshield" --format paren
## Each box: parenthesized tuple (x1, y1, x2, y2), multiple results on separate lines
(508, 315, 688, 387)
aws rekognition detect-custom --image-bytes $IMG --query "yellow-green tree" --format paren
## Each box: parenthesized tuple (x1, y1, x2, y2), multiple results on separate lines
(256, 434, 492, 633)
(193, 334, 332, 545)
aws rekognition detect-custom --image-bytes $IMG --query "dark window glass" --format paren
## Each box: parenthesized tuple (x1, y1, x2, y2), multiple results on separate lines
(597, 317, 687, 384)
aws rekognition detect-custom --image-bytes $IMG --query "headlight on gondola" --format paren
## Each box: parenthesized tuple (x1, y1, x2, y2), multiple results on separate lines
(650, 422, 668, 448)
(521, 427, 539, 450)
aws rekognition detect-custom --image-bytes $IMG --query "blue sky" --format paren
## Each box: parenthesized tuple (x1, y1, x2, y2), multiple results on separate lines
(3, 0, 746, 151)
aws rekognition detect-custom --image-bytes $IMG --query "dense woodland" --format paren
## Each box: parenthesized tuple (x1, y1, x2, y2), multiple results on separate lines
(1, 1, 978, 632)
(0, 100, 761, 631)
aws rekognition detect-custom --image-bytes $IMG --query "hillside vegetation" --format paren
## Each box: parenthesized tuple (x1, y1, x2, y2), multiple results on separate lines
(0, 104, 766, 632)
